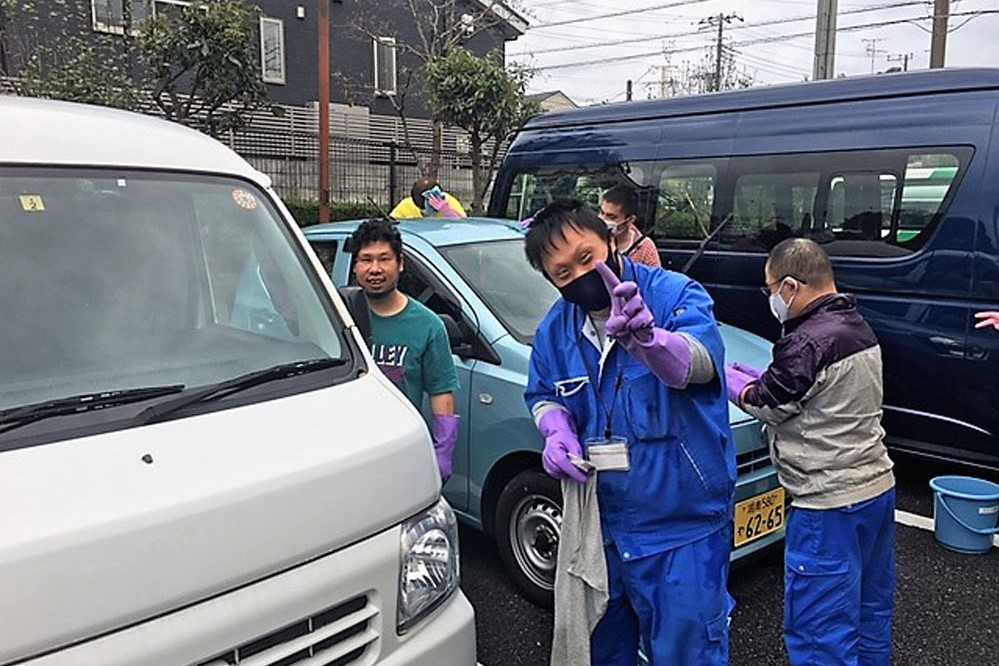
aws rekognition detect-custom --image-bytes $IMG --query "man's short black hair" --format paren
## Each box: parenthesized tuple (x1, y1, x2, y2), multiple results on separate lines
(524, 199, 609, 272)
(767, 238, 835, 286)
(602, 185, 639, 219)
(411, 176, 440, 208)
(350, 218, 403, 260)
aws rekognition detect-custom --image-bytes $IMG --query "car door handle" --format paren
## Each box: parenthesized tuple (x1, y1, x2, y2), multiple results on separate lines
(478, 393, 494, 405)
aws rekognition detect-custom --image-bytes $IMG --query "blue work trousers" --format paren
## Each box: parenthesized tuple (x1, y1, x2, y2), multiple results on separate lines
(784, 488, 896, 666)
(590, 525, 734, 666)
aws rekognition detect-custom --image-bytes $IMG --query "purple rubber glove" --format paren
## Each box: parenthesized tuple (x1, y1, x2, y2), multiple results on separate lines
(724, 365, 756, 407)
(538, 409, 587, 484)
(730, 362, 763, 381)
(432, 414, 460, 482)
(424, 189, 464, 219)
(596, 262, 693, 388)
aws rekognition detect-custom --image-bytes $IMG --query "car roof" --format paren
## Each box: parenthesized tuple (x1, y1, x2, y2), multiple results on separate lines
(522, 68, 999, 131)
(0, 97, 267, 185)
(305, 217, 526, 247)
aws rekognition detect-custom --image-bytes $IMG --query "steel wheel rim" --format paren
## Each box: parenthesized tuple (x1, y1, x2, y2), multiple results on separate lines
(509, 493, 562, 591)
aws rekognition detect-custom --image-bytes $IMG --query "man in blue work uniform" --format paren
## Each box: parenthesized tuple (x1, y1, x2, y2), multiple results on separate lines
(523, 200, 736, 665)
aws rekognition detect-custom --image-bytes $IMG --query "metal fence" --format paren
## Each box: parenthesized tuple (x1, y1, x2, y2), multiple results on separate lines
(240, 133, 478, 209)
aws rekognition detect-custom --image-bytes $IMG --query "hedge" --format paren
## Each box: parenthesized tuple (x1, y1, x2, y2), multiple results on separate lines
(284, 200, 383, 227)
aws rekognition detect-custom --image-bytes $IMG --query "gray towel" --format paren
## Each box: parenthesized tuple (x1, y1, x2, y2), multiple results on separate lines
(551, 475, 609, 666)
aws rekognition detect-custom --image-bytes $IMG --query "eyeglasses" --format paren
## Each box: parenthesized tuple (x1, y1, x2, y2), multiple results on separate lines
(759, 275, 807, 297)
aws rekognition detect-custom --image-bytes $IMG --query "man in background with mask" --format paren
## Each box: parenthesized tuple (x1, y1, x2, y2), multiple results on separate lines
(599, 185, 661, 268)
(523, 199, 735, 665)
(725, 238, 895, 666)
(350, 219, 460, 482)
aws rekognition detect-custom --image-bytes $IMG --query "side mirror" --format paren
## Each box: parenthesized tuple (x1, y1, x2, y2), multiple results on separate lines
(439, 313, 473, 357)
(338, 286, 372, 346)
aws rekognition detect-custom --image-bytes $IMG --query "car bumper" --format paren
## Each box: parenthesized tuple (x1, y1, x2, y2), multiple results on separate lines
(15, 525, 477, 666)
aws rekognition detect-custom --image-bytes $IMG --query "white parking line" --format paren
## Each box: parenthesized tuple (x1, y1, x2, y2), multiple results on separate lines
(895, 509, 999, 549)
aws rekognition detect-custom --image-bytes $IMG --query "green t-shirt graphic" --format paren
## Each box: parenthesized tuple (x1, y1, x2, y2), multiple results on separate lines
(369, 298, 459, 408)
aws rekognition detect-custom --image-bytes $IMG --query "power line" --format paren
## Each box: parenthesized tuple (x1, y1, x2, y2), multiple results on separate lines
(530, 12, 998, 72)
(528, 0, 712, 30)
(510, 0, 929, 57)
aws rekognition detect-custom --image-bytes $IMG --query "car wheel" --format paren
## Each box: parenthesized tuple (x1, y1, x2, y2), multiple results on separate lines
(495, 468, 562, 609)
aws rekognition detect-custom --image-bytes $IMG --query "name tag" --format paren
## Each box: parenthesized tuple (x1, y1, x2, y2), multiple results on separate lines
(586, 441, 630, 472)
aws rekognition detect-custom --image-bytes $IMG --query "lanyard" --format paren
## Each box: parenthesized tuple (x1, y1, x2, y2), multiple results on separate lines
(578, 328, 624, 440)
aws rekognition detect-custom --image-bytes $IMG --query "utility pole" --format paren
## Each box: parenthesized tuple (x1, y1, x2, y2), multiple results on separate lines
(862, 38, 885, 74)
(930, 0, 949, 68)
(812, 0, 838, 80)
(700, 13, 743, 93)
(626, 79, 633, 101)
(317, 0, 330, 224)
(887, 52, 913, 72)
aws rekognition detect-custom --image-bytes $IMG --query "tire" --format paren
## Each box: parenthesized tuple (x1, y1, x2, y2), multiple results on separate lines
(494, 468, 563, 609)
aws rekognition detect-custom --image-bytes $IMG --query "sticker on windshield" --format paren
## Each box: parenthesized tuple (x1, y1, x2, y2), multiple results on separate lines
(19, 194, 45, 212)
(232, 188, 258, 211)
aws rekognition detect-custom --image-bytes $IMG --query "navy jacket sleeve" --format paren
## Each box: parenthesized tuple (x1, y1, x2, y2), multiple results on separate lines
(742, 332, 822, 425)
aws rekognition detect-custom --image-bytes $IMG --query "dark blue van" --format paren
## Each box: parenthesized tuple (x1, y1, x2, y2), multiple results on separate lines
(489, 68, 999, 469)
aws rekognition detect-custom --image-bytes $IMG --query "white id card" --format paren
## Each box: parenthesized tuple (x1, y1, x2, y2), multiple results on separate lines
(585, 438, 630, 472)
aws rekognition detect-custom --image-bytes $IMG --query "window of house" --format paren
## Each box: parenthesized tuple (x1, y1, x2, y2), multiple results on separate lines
(91, 0, 149, 34)
(152, 0, 191, 21)
(260, 17, 286, 85)
(373, 37, 397, 96)
(654, 163, 717, 240)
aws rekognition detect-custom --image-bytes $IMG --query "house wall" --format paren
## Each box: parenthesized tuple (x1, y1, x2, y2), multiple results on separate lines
(12, 0, 518, 116)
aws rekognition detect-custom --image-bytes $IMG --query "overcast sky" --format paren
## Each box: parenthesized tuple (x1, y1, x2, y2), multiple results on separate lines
(506, 0, 999, 105)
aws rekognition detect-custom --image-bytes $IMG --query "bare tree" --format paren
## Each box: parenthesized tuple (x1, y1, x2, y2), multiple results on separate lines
(333, 0, 520, 177)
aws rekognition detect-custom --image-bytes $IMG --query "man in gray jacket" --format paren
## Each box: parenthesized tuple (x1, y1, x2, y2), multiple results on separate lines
(725, 238, 895, 666)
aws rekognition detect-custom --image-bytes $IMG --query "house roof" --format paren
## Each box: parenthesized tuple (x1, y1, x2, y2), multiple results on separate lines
(474, 0, 528, 35)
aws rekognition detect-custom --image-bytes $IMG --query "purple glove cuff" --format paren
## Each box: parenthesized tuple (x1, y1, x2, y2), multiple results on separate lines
(432, 414, 460, 482)
(538, 408, 577, 439)
(625, 328, 693, 389)
(730, 362, 764, 380)
(724, 366, 755, 406)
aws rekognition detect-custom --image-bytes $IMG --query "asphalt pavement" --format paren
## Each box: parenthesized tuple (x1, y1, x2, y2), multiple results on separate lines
(460, 454, 999, 666)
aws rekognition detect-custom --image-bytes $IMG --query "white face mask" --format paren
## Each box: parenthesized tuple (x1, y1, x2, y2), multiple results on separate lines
(768, 279, 797, 324)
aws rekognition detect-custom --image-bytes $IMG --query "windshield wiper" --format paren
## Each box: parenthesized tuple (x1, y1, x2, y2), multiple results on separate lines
(0, 385, 186, 435)
(681, 213, 734, 275)
(136, 358, 347, 426)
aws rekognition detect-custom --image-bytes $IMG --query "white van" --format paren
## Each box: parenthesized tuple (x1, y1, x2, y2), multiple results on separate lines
(0, 98, 476, 665)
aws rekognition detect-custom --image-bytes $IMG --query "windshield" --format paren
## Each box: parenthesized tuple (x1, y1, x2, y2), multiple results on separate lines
(441, 240, 560, 343)
(0, 167, 348, 417)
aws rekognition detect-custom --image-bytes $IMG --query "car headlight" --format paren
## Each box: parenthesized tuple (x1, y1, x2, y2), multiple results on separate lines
(397, 498, 460, 634)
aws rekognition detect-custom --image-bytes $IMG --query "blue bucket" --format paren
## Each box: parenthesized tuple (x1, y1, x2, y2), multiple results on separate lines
(929, 476, 999, 554)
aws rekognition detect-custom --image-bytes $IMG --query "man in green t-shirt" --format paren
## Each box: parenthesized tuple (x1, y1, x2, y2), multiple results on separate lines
(350, 219, 460, 481)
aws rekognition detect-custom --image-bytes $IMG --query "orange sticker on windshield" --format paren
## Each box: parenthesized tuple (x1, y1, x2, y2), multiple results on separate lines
(232, 188, 258, 211)
(19, 194, 45, 212)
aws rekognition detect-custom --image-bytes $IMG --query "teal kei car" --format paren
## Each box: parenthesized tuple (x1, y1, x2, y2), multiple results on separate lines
(304, 218, 783, 606)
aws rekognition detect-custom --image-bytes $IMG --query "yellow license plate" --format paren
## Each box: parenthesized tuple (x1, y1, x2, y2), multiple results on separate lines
(734, 487, 786, 547)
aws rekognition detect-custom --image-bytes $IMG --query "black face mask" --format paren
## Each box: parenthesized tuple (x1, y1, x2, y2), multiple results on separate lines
(557, 253, 620, 312)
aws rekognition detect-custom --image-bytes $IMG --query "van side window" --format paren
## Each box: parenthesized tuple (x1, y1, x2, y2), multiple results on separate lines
(503, 166, 654, 227)
(717, 147, 971, 257)
(898, 154, 961, 246)
(726, 170, 819, 252)
(654, 163, 716, 240)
